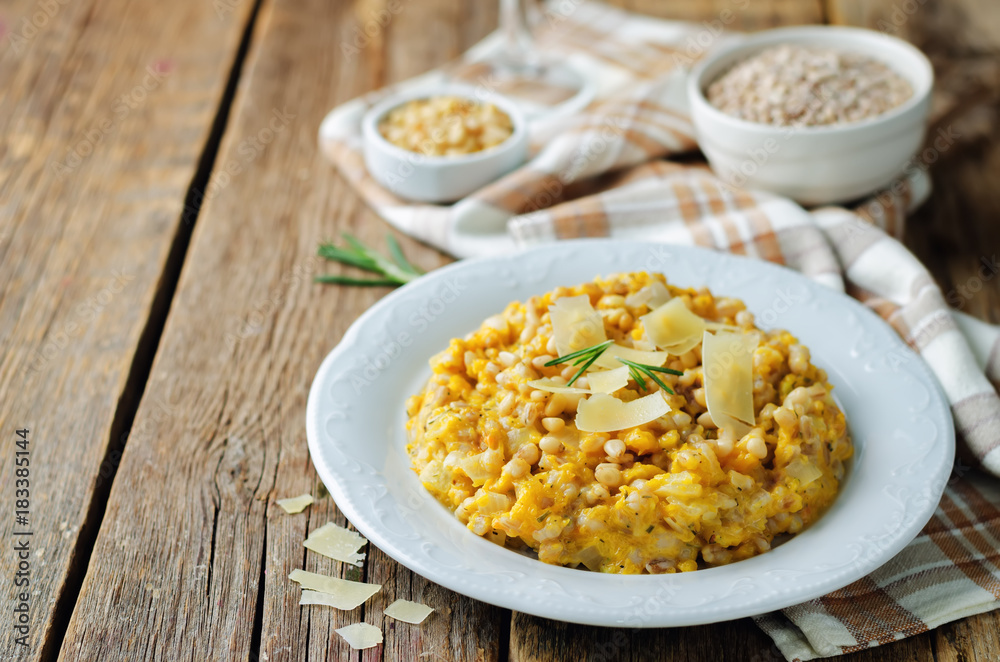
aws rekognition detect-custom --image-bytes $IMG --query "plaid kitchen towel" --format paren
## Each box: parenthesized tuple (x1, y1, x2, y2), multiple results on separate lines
(319, 1, 1000, 659)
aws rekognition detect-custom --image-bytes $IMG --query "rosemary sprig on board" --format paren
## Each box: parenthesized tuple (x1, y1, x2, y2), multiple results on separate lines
(315, 234, 423, 286)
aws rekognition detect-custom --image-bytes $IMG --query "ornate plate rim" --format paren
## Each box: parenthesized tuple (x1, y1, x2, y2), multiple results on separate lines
(306, 239, 955, 627)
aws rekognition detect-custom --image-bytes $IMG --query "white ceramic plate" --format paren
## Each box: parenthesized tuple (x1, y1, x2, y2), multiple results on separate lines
(306, 240, 954, 627)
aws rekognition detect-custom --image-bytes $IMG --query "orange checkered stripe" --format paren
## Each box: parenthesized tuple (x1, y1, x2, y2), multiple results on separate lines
(754, 470, 1000, 661)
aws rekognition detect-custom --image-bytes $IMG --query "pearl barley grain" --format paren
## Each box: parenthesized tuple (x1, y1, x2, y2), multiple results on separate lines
(707, 45, 912, 127)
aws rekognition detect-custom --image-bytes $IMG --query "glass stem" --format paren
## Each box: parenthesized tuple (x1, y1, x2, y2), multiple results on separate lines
(500, 0, 537, 64)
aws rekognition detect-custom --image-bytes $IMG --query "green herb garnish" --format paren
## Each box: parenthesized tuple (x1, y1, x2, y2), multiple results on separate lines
(617, 358, 682, 394)
(537, 512, 550, 522)
(315, 233, 423, 286)
(543, 339, 614, 387)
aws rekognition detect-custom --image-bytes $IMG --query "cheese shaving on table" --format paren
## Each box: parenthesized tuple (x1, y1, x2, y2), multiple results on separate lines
(528, 366, 629, 395)
(575, 392, 672, 433)
(702, 330, 757, 438)
(276, 493, 314, 514)
(550, 295, 607, 356)
(384, 599, 435, 624)
(335, 622, 383, 650)
(640, 298, 706, 355)
(288, 569, 380, 609)
(303, 522, 367, 566)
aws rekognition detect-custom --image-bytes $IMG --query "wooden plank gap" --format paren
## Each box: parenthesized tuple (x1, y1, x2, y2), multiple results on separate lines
(250, 523, 268, 661)
(497, 611, 512, 662)
(40, 1, 270, 660)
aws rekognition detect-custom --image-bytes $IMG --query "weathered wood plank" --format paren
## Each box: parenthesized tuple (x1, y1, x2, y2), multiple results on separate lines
(0, 0, 256, 659)
(58, 0, 505, 660)
(826, 0, 1000, 51)
(617, 0, 825, 30)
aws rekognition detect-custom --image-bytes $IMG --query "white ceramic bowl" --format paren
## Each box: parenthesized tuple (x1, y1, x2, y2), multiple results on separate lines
(361, 85, 529, 203)
(688, 26, 933, 205)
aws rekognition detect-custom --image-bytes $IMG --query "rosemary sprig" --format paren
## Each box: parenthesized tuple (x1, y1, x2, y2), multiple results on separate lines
(316, 233, 424, 287)
(617, 358, 682, 395)
(543, 339, 613, 387)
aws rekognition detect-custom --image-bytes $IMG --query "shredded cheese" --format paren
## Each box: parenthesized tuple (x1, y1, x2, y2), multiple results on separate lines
(550, 295, 606, 356)
(288, 569, 381, 609)
(276, 494, 314, 514)
(576, 392, 671, 433)
(303, 522, 367, 566)
(702, 330, 757, 438)
(640, 298, 706, 355)
(384, 599, 435, 624)
(335, 622, 383, 650)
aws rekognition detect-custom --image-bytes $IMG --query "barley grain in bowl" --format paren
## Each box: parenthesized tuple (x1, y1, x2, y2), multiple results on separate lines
(706, 44, 913, 127)
(405, 272, 852, 574)
(687, 26, 933, 205)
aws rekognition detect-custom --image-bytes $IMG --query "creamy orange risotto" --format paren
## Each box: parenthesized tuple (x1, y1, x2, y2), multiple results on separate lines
(406, 273, 852, 574)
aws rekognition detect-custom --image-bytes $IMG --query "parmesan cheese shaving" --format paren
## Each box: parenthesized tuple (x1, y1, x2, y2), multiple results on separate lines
(593, 344, 669, 370)
(705, 322, 741, 332)
(640, 299, 706, 355)
(289, 569, 381, 609)
(303, 522, 367, 566)
(624, 281, 671, 309)
(384, 599, 435, 624)
(575, 392, 671, 433)
(526, 378, 591, 395)
(276, 493, 314, 514)
(585, 366, 629, 393)
(785, 459, 823, 486)
(528, 366, 628, 395)
(335, 622, 383, 650)
(550, 295, 606, 356)
(702, 330, 757, 438)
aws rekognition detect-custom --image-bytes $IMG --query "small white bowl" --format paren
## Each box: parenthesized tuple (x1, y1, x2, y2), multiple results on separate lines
(688, 26, 933, 205)
(362, 85, 529, 203)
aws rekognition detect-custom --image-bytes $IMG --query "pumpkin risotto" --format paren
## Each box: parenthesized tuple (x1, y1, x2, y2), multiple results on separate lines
(405, 273, 852, 574)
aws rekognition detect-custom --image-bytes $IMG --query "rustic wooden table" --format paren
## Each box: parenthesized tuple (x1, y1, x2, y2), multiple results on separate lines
(2, 0, 998, 659)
